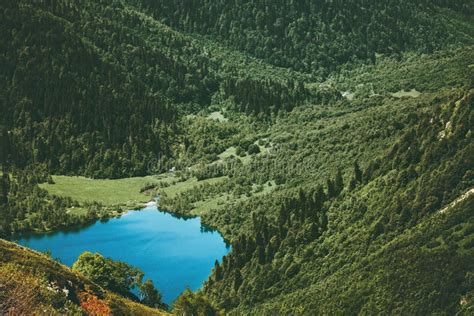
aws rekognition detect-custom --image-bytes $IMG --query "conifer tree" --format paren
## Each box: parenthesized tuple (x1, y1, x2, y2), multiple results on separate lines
(335, 169, 344, 196)
(327, 178, 335, 199)
(257, 245, 266, 264)
(0, 173, 8, 206)
(214, 260, 222, 281)
(354, 161, 363, 183)
(233, 269, 243, 291)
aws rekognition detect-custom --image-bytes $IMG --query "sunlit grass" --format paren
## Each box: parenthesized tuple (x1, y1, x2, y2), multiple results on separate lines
(39, 175, 160, 206)
(158, 176, 228, 199)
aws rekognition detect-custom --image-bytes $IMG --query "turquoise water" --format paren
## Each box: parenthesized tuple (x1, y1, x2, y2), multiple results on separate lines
(17, 205, 230, 304)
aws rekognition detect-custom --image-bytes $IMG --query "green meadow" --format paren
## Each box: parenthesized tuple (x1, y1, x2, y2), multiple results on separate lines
(39, 175, 160, 206)
(40, 174, 231, 209)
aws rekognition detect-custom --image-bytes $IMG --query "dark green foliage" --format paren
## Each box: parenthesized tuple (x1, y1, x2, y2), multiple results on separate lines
(0, 172, 9, 206)
(233, 270, 243, 292)
(0, 1, 180, 178)
(72, 252, 145, 299)
(0, 166, 94, 237)
(247, 144, 261, 155)
(1, 0, 473, 314)
(173, 288, 221, 316)
(213, 260, 223, 282)
(193, 53, 473, 313)
(202, 88, 473, 313)
(140, 279, 166, 309)
(334, 169, 344, 196)
(221, 76, 338, 113)
(72, 251, 165, 308)
(0, 1, 318, 179)
(326, 178, 335, 199)
(138, 0, 473, 76)
(354, 161, 363, 184)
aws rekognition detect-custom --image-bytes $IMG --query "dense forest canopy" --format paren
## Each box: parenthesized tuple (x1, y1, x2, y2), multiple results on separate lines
(0, 0, 337, 178)
(0, 0, 473, 315)
(137, 0, 474, 75)
(1, 0, 472, 178)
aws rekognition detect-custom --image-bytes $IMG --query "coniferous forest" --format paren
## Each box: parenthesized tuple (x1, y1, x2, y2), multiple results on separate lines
(0, 0, 473, 315)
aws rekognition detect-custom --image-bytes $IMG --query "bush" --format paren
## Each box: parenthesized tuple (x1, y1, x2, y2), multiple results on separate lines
(247, 144, 261, 155)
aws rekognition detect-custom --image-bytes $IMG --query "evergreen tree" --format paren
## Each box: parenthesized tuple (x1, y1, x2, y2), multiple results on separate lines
(257, 245, 266, 265)
(334, 169, 344, 196)
(140, 279, 164, 309)
(0, 173, 8, 205)
(354, 161, 363, 183)
(233, 269, 243, 291)
(214, 260, 223, 281)
(349, 177, 357, 191)
(327, 178, 335, 199)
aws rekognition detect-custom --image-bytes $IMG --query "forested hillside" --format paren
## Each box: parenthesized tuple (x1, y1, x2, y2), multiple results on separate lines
(138, 0, 474, 76)
(1, 1, 176, 178)
(0, 239, 169, 315)
(152, 47, 473, 313)
(201, 87, 474, 314)
(0, 0, 473, 315)
(2, 0, 472, 178)
(0, 0, 319, 178)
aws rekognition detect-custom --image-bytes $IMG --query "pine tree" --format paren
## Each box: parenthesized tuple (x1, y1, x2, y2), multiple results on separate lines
(0, 173, 9, 206)
(308, 222, 319, 240)
(278, 204, 288, 226)
(354, 161, 363, 183)
(349, 177, 357, 191)
(233, 269, 243, 291)
(320, 212, 328, 231)
(317, 186, 326, 204)
(214, 260, 222, 281)
(255, 232, 264, 247)
(0, 127, 10, 171)
(257, 245, 266, 264)
(335, 169, 344, 196)
(327, 178, 335, 199)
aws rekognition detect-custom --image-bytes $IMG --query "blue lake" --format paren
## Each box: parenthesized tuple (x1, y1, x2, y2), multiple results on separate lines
(17, 205, 230, 304)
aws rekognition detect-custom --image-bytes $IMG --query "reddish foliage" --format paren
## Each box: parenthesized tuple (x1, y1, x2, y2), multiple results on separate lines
(79, 292, 111, 316)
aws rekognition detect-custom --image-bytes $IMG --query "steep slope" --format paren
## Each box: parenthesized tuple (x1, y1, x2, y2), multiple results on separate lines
(0, 0, 331, 237)
(0, 239, 169, 315)
(0, 0, 473, 314)
(202, 90, 473, 314)
(1, 1, 178, 178)
(0, 0, 319, 179)
(148, 48, 474, 314)
(206, 87, 473, 314)
(246, 194, 474, 314)
(136, 0, 474, 76)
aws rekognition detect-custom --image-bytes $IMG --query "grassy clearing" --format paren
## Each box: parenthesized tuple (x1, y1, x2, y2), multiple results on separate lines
(208, 111, 228, 122)
(66, 207, 89, 216)
(158, 176, 228, 199)
(391, 88, 421, 98)
(39, 175, 160, 206)
(215, 146, 253, 165)
(218, 146, 237, 159)
(191, 181, 277, 216)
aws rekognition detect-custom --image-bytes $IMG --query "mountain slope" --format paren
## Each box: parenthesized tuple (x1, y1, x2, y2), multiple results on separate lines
(0, 239, 169, 315)
(0, 0, 319, 179)
(149, 49, 474, 314)
(137, 0, 474, 76)
(246, 194, 474, 315)
(201, 88, 474, 314)
(0, 0, 473, 315)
